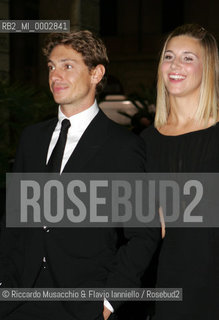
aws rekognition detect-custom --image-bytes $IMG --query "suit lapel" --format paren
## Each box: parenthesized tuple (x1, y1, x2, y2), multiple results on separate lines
(42, 118, 58, 160)
(63, 110, 109, 172)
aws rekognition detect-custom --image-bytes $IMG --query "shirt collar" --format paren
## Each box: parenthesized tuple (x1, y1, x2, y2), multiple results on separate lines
(58, 100, 99, 131)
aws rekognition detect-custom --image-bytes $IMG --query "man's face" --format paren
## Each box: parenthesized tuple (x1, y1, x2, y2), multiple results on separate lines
(48, 44, 97, 114)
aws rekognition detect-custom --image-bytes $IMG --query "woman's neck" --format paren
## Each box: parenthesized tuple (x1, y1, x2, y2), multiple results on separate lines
(168, 94, 199, 126)
(159, 94, 214, 135)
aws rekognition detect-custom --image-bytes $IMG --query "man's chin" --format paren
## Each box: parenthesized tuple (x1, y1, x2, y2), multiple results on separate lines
(53, 97, 67, 105)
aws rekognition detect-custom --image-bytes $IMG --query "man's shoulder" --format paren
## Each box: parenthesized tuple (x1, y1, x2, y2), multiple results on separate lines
(16, 118, 57, 149)
(23, 117, 57, 133)
(140, 123, 156, 141)
(20, 117, 57, 139)
(98, 110, 143, 143)
(99, 112, 146, 171)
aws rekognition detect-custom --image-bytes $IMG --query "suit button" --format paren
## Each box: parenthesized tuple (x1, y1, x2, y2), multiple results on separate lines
(43, 226, 50, 232)
(42, 257, 47, 269)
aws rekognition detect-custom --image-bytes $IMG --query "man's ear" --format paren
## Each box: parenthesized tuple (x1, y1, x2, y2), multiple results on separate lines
(91, 64, 105, 84)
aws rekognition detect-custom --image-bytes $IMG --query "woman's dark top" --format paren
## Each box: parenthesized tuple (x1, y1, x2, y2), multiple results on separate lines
(141, 123, 219, 320)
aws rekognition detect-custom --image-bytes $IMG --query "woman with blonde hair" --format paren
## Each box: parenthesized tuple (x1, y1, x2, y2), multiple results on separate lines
(141, 24, 219, 319)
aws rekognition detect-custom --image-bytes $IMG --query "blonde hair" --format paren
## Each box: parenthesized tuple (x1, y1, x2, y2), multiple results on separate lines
(155, 24, 219, 128)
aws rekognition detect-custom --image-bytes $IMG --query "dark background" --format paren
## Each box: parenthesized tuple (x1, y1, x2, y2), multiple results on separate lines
(0, 0, 219, 191)
(3, 0, 219, 95)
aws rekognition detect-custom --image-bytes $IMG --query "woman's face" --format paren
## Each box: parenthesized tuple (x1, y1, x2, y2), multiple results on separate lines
(161, 35, 203, 99)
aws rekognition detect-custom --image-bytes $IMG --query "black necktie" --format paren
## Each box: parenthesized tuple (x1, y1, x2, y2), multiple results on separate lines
(47, 119, 71, 172)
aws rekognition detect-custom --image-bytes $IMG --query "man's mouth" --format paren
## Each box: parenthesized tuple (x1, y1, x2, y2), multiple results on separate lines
(52, 84, 68, 93)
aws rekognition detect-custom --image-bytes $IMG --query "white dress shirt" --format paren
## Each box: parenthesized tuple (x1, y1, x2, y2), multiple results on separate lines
(46, 101, 99, 173)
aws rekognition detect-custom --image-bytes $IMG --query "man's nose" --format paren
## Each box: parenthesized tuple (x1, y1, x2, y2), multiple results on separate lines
(50, 68, 63, 81)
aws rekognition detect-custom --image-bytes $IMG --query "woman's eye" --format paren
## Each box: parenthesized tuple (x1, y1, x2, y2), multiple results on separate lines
(164, 54, 173, 61)
(184, 56, 193, 62)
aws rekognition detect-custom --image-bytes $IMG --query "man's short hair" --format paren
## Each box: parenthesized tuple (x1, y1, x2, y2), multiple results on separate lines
(43, 30, 109, 95)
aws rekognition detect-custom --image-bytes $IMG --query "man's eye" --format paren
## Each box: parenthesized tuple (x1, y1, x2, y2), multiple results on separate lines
(65, 64, 73, 69)
(48, 65, 55, 71)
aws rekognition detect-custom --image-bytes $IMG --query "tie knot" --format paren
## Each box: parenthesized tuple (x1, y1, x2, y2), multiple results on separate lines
(61, 119, 71, 131)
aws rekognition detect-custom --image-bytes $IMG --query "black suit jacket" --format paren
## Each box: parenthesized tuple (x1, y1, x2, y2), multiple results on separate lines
(0, 110, 160, 319)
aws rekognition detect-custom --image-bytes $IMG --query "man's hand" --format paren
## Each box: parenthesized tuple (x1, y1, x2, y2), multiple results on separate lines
(103, 305, 112, 320)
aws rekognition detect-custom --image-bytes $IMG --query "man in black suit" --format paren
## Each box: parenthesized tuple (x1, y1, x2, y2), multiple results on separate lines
(0, 30, 160, 320)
